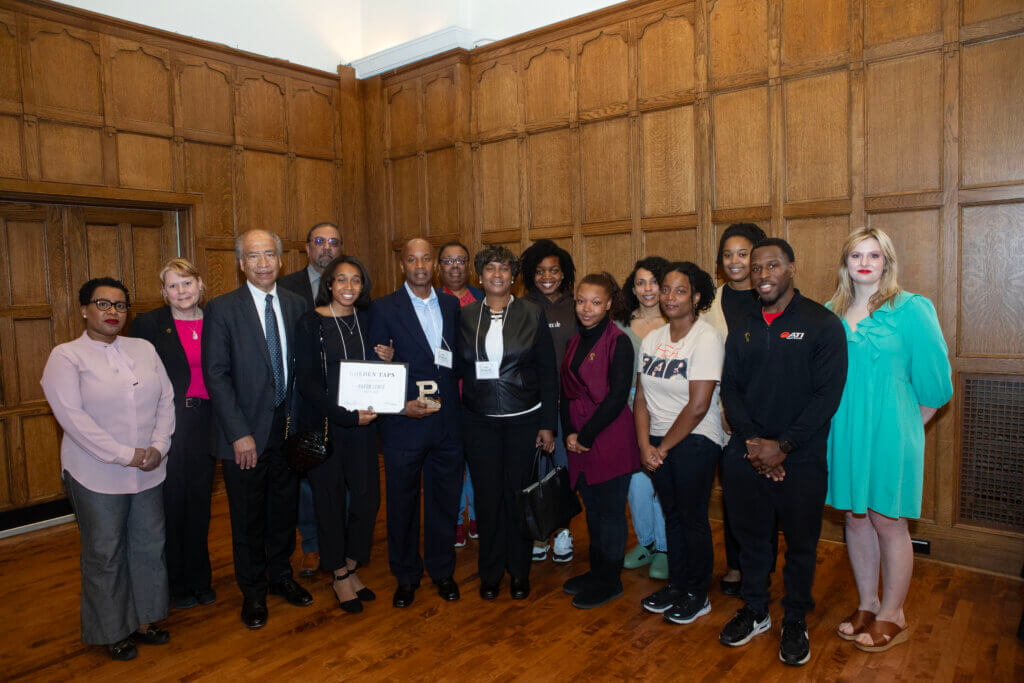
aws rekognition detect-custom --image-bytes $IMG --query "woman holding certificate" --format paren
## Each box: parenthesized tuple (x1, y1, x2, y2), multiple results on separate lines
(294, 254, 390, 614)
(457, 245, 559, 601)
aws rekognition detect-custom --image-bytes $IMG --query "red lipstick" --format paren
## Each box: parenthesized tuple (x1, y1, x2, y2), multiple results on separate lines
(857, 269, 872, 274)
(104, 318, 120, 325)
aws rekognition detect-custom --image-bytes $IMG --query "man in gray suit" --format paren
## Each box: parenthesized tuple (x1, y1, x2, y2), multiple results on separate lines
(202, 229, 313, 629)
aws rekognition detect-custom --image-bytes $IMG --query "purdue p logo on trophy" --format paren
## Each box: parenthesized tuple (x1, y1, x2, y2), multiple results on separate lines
(415, 380, 441, 410)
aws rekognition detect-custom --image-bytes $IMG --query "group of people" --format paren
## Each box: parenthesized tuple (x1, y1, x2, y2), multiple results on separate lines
(40, 219, 952, 667)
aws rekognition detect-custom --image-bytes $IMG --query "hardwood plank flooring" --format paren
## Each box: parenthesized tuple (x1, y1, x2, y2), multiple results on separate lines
(0, 489, 1021, 681)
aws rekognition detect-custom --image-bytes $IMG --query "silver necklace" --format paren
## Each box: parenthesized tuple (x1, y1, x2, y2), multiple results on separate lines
(328, 303, 365, 360)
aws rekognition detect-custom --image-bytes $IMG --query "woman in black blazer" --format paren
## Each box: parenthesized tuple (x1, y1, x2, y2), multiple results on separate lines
(128, 258, 216, 610)
(294, 254, 390, 614)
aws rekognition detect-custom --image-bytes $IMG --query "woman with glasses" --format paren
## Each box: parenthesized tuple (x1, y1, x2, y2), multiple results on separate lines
(41, 278, 175, 661)
(128, 258, 216, 611)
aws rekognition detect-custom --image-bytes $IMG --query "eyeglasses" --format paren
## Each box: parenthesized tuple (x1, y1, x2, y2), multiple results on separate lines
(91, 299, 130, 312)
(440, 257, 468, 266)
(310, 237, 341, 247)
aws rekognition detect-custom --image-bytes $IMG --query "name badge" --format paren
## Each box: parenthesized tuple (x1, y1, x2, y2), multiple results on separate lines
(476, 360, 500, 379)
(434, 348, 453, 368)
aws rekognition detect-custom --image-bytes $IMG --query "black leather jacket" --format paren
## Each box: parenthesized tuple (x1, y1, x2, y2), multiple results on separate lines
(457, 296, 558, 428)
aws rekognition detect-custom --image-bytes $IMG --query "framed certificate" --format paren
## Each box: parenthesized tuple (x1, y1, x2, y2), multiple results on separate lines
(338, 361, 408, 414)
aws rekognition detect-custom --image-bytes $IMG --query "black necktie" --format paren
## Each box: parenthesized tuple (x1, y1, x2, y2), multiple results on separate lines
(264, 293, 286, 406)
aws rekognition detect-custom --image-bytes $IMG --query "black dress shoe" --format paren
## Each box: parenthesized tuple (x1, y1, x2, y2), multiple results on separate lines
(241, 597, 268, 629)
(269, 577, 313, 606)
(510, 577, 530, 600)
(107, 639, 137, 661)
(479, 582, 500, 600)
(195, 587, 217, 605)
(393, 584, 417, 608)
(563, 572, 596, 596)
(434, 577, 460, 601)
(356, 587, 376, 602)
(130, 625, 170, 645)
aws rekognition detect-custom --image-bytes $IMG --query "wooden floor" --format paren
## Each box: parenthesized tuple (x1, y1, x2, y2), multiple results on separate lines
(1, 490, 1021, 682)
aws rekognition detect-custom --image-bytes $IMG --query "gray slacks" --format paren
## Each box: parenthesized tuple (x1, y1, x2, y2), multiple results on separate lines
(63, 471, 169, 645)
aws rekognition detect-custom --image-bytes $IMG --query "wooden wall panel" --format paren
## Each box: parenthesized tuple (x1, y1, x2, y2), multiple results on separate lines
(38, 122, 102, 184)
(584, 232, 633, 283)
(473, 61, 518, 135)
(177, 60, 233, 135)
(959, 202, 1024, 357)
(13, 326, 52, 403)
(240, 150, 287, 232)
(866, 53, 942, 195)
(581, 118, 630, 223)
(294, 157, 336, 239)
(962, 0, 1024, 24)
(868, 210, 940, 303)
(425, 147, 458, 234)
(184, 142, 233, 237)
(6, 220, 47, 305)
(289, 86, 334, 154)
(390, 155, 421, 240)
(0, 14, 19, 102)
(709, 0, 768, 84)
(785, 215, 849, 303)
(641, 106, 695, 217)
(109, 43, 171, 127)
(203, 248, 240, 300)
(387, 85, 419, 150)
(130, 226, 164, 303)
(784, 70, 849, 202)
(527, 129, 573, 228)
(28, 24, 101, 114)
(523, 46, 571, 123)
(712, 86, 770, 208)
(116, 133, 172, 190)
(782, 0, 848, 65)
(0, 423, 8, 509)
(960, 35, 1024, 188)
(20, 414, 61, 501)
(237, 75, 287, 146)
(0, 116, 20, 178)
(643, 228, 697, 264)
(577, 27, 630, 113)
(476, 139, 520, 232)
(864, 0, 941, 46)
(637, 12, 695, 100)
(84, 223, 120, 280)
(424, 74, 456, 143)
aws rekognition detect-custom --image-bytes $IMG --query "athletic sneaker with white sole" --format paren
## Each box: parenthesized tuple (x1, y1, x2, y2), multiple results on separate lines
(779, 619, 810, 666)
(552, 529, 573, 562)
(719, 607, 772, 646)
(664, 594, 711, 625)
(532, 542, 549, 562)
(641, 585, 686, 614)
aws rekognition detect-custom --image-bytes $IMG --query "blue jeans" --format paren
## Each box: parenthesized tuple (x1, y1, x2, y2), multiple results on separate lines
(627, 470, 667, 551)
(459, 465, 476, 522)
(297, 478, 318, 553)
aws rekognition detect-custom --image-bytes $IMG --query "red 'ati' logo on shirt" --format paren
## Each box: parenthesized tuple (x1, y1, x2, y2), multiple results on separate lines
(779, 331, 805, 340)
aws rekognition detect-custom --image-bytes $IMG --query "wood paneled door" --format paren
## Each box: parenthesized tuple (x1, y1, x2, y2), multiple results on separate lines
(0, 201, 179, 511)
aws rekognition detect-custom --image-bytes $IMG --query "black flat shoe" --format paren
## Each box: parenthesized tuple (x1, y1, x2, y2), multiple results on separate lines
(332, 570, 363, 614)
(510, 577, 530, 600)
(479, 582, 500, 600)
(269, 577, 313, 607)
(195, 587, 217, 605)
(107, 639, 137, 661)
(393, 584, 417, 608)
(130, 625, 170, 645)
(434, 577, 460, 602)
(241, 597, 268, 629)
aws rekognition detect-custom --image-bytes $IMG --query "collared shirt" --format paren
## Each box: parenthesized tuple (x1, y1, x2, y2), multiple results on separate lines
(247, 279, 289, 384)
(306, 263, 321, 302)
(40, 333, 175, 494)
(443, 286, 478, 307)
(405, 281, 443, 351)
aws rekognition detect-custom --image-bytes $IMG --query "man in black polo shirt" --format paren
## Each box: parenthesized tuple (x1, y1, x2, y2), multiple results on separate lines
(718, 238, 847, 666)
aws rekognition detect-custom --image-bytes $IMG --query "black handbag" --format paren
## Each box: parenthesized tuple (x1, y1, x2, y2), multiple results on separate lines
(285, 323, 332, 473)
(516, 447, 582, 541)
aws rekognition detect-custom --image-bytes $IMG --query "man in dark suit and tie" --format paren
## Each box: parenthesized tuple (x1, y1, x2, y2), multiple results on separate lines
(202, 229, 313, 629)
(369, 237, 463, 608)
(276, 221, 342, 577)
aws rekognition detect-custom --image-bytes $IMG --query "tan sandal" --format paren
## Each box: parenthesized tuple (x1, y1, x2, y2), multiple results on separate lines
(837, 609, 876, 641)
(853, 619, 909, 652)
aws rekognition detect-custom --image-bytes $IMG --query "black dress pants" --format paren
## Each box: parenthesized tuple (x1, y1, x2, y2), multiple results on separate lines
(382, 421, 462, 585)
(721, 451, 779, 574)
(651, 433, 720, 600)
(576, 471, 630, 590)
(722, 443, 827, 621)
(221, 403, 298, 599)
(463, 410, 539, 585)
(164, 397, 215, 598)
(307, 424, 380, 572)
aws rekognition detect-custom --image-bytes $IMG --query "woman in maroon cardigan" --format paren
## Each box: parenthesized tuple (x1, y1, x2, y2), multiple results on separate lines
(560, 272, 640, 609)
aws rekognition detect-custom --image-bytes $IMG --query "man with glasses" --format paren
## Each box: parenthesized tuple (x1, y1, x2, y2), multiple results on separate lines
(278, 222, 342, 577)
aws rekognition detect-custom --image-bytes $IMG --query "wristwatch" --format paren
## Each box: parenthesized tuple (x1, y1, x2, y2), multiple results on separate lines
(778, 439, 796, 454)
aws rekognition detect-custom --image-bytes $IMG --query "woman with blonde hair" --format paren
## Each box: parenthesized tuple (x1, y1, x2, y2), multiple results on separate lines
(825, 227, 952, 652)
(129, 257, 217, 611)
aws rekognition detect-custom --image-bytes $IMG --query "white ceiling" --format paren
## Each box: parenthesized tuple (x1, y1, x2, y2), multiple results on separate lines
(61, 0, 621, 74)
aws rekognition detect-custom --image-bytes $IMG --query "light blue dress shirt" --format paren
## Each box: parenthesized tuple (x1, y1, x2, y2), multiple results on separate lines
(404, 281, 443, 351)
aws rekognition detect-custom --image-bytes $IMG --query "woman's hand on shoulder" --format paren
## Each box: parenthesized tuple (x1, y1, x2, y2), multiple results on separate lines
(375, 341, 394, 362)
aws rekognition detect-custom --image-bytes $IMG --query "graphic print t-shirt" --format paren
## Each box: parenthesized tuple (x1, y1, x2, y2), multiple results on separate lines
(639, 319, 726, 444)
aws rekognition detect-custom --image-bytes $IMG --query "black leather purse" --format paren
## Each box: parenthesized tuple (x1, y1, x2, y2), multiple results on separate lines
(285, 322, 332, 473)
(516, 446, 582, 541)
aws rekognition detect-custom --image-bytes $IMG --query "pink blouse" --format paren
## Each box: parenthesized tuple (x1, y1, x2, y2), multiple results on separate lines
(174, 318, 209, 398)
(40, 333, 175, 494)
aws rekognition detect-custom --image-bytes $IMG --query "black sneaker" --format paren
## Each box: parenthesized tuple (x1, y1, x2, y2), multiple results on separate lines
(641, 585, 686, 613)
(664, 593, 711, 625)
(562, 572, 595, 596)
(719, 607, 771, 646)
(779, 619, 810, 666)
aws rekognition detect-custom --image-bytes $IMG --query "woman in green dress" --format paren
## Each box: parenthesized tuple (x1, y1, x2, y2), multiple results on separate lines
(826, 227, 952, 653)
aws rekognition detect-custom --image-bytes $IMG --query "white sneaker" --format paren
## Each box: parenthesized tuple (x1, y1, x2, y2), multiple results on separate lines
(532, 542, 550, 562)
(552, 529, 574, 562)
